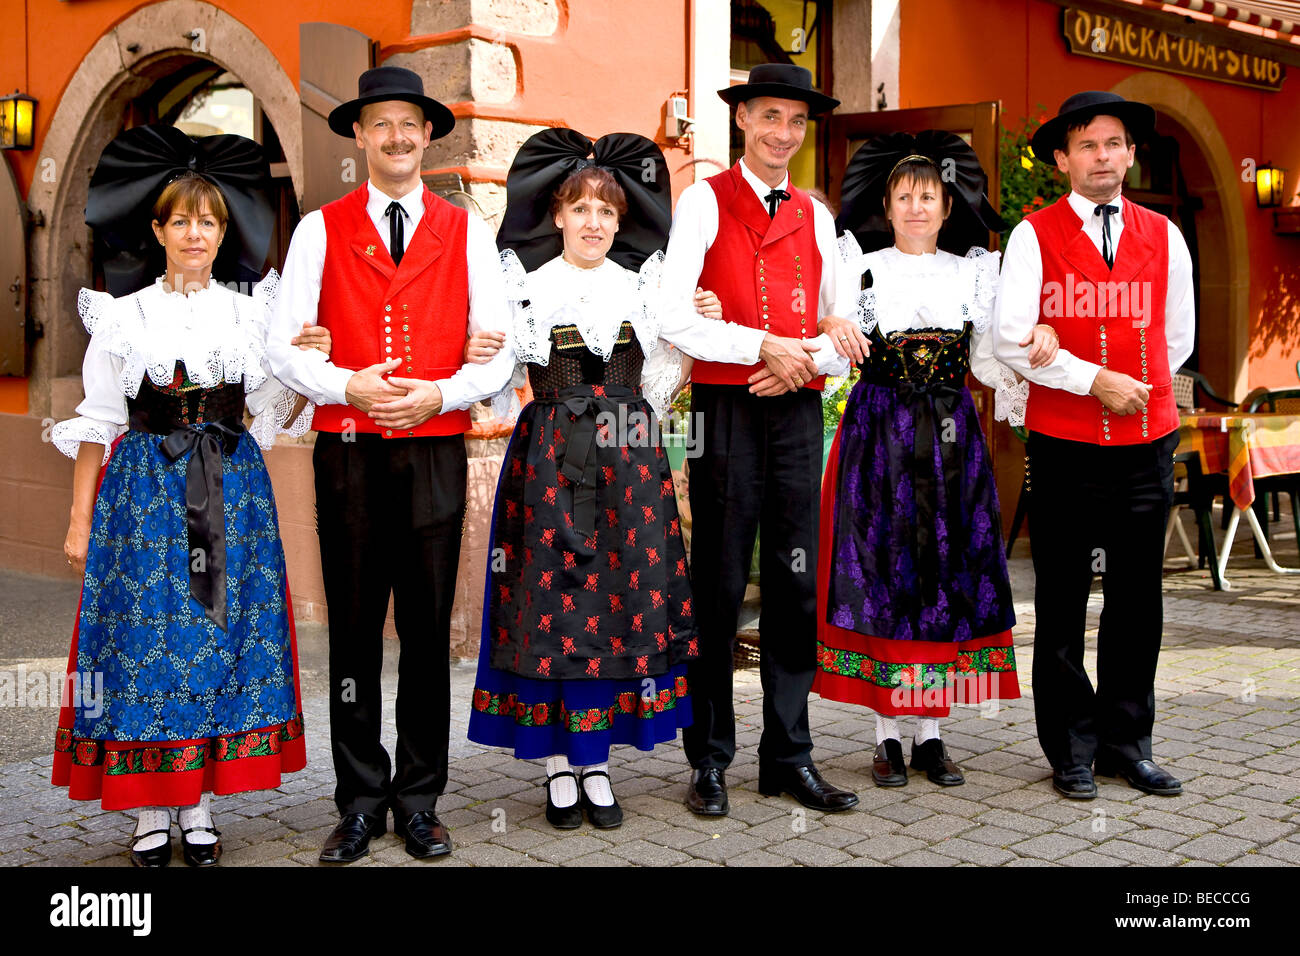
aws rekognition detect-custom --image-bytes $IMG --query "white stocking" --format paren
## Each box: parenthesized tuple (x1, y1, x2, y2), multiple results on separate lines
(133, 807, 171, 851)
(178, 792, 218, 844)
(875, 713, 900, 745)
(578, 763, 614, 806)
(545, 755, 577, 806)
(915, 718, 941, 744)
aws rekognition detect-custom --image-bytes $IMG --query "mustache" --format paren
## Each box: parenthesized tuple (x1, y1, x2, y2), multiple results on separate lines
(382, 145, 414, 155)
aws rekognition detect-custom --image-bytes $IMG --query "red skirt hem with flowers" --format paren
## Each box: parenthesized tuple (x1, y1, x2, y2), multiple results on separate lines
(812, 421, 1021, 718)
(49, 440, 306, 811)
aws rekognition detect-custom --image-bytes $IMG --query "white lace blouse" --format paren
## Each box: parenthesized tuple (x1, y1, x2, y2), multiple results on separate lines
(51, 272, 315, 464)
(836, 236, 1028, 427)
(492, 251, 767, 421)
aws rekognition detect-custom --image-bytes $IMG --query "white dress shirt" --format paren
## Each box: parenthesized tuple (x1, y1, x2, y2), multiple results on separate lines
(267, 180, 515, 413)
(659, 157, 854, 378)
(992, 190, 1195, 395)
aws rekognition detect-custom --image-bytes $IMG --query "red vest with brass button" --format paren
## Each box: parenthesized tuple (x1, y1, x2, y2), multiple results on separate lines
(1025, 195, 1177, 446)
(312, 182, 472, 438)
(692, 163, 825, 390)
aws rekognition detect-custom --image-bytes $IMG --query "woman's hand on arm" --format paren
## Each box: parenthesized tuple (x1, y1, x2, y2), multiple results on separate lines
(64, 442, 103, 572)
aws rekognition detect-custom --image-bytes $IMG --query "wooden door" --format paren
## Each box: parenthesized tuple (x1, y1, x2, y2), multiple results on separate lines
(826, 102, 1023, 538)
(0, 159, 26, 376)
(299, 23, 376, 215)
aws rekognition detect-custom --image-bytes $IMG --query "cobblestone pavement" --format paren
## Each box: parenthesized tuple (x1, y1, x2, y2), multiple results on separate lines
(2, 507, 1297, 868)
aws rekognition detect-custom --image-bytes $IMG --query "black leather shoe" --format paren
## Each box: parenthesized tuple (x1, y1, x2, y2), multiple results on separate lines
(319, 811, 386, 863)
(1052, 765, 1098, 799)
(685, 768, 729, 816)
(758, 763, 860, 812)
(394, 810, 452, 858)
(1095, 757, 1183, 796)
(871, 739, 908, 787)
(130, 828, 172, 868)
(579, 769, 623, 829)
(910, 738, 965, 786)
(179, 825, 222, 867)
(545, 770, 582, 829)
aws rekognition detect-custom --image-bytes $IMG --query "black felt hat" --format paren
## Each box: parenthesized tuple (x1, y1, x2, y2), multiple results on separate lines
(717, 63, 839, 116)
(1030, 91, 1154, 163)
(327, 66, 455, 140)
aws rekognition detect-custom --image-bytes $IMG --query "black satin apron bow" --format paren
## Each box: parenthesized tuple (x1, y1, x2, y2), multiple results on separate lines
(895, 380, 964, 608)
(159, 419, 245, 631)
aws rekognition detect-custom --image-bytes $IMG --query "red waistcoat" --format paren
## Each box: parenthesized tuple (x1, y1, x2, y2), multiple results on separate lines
(692, 163, 825, 390)
(1025, 195, 1177, 445)
(312, 182, 472, 438)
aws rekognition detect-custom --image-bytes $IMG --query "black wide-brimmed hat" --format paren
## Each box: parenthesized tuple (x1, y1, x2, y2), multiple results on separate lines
(1030, 91, 1155, 163)
(327, 66, 456, 140)
(85, 125, 273, 296)
(717, 63, 839, 116)
(496, 128, 671, 272)
(836, 129, 1006, 256)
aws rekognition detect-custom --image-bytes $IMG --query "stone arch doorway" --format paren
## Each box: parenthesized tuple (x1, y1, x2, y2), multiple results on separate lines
(25, 1, 301, 418)
(1110, 72, 1250, 401)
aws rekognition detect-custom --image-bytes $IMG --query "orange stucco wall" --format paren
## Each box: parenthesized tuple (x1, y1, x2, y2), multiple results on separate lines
(898, 0, 1300, 392)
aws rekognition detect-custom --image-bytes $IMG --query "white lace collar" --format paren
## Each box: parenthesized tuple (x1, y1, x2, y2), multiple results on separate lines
(837, 234, 1000, 335)
(77, 272, 279, 397)
(500, 250, 665, 366)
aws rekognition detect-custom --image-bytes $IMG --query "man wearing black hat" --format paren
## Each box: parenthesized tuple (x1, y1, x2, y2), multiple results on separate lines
(992, 91, 1194, 799)
(268, 67, 515, 859)
(661, 63, 859, 815)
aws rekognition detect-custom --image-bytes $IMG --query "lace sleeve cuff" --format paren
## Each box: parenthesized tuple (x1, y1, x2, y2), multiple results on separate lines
(247, 387, 314, 450)
(991, 366, 1029, 428)
(640, 339, 684, 422)
(50, 417, 124, 464)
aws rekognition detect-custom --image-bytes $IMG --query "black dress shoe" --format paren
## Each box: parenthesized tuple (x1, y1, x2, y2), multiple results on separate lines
(910, 738, 965, 786)
(179, 825, 222, 867)
(394, 810, 452, 858)
(319, 811, 386, 863)
(1052, 765, 1097, 799)
(579, 769, 623, 829)
(758, 763, 860, 812)
(130, 828, 172, 868)
(871, 739, 908, 787)
(1095, 757, 1183, 796)
(685, 768, 729, 816)
(545, 770, 582, 829)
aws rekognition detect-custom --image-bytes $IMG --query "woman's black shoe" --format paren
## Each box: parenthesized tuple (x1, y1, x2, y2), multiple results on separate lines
(130, 828, 172, 868)
(909, 738, 965, 786)
(545, 770, 583, 829)
(872, 739, 908, 787)
(578, 770, 623, 829)
(180, 825, 222, 866)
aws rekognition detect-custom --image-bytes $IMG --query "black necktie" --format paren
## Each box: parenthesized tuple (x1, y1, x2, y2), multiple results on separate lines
(387, 201, 406, 266)
(1094, 203, 1118, 269)
(765, 188, 790, 218)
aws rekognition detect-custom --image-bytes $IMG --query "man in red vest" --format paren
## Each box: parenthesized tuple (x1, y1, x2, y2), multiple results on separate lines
(268, 67, 514, 860)
(662, 64, 859, 816)
(993, 92, 1194, 800)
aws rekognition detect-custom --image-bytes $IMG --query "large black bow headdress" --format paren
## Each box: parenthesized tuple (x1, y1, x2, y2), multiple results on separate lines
(85, 125, 274, 296)
(496, 128, 671, 272)
(836, 129, 1006, 256)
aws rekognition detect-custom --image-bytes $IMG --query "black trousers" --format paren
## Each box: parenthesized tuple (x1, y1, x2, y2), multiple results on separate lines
(684, 384, 822, 770)
(313, 431, 467, 819)
(1027, 428, 1179, 770)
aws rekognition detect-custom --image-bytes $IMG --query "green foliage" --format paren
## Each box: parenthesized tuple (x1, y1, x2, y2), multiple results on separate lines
(821, 366, 861, 438)
(999, 106, 1069, 241)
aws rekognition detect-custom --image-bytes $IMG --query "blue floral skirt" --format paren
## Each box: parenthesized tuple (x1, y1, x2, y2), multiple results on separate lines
(53, 426, 303, 801)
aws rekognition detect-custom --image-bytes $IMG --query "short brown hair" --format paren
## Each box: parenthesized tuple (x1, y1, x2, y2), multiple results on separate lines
(152, 172, 229, 228)
(550, 166, 628, 220)
(1063, 116, 1135, 153)
(882, 158, 946, 214)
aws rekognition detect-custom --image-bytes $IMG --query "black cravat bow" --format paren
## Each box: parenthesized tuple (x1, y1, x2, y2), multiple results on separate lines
(387, 201, 408, 266)
(1094, 203, 1118, 269)
(765, 188, 791, 218)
